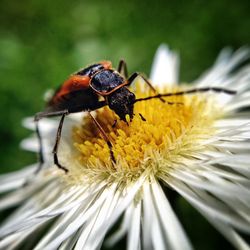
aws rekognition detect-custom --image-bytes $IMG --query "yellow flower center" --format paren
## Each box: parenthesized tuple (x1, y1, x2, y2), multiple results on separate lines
(69, 84, 220, 182)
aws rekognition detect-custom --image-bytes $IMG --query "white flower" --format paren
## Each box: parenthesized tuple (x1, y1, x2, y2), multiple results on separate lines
(0, 45, 250, 250)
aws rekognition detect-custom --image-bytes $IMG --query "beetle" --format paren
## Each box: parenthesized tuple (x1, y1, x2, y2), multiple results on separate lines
(34, 60, 236, 173)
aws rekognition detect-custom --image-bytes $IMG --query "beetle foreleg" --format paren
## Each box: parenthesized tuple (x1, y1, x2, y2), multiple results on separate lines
(127, 72, 165, 103)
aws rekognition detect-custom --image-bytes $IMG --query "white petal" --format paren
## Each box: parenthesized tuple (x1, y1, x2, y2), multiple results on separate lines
(195, 47, 250, 87)
(20, 137, 40, 152)
(59, 227, 84, 250)
(105, 203, 132, 247)
(0, 164, 37, 193)
(151, 179, 192, 250)
(150, 44, 179, 88)
(192, 47, 250, 106)
(209, 220, 250, 250)
(142, 181, 166, 250)
(167, 178, 250, 238)
(85, 174, 146, 249)
(0, 230, 34, 250)
(82, 184, 121, 249)
(127, 201, 141, 250)
(141, 182, 154, 250)
(35, 206, 80, 249)
(205, 154, 250, 178)
(0, 177, 53, 212)
(22, 117, 58, 132)
(39, 185, 114, 249)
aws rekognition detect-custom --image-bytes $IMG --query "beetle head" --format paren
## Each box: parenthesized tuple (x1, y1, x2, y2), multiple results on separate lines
(107, 88, 135, 121)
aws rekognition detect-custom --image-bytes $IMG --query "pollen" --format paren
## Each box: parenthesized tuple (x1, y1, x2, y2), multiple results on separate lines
(71, 84, 220, 180)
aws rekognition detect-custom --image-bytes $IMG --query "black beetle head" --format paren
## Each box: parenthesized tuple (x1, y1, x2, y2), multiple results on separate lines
(107, 88, 135, 121)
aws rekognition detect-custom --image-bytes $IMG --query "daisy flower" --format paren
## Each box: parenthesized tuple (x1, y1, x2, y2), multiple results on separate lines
(0, 45, 250, 250)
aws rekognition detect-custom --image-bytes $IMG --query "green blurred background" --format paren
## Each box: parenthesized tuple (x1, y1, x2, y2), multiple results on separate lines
(0, 0, 249, 248)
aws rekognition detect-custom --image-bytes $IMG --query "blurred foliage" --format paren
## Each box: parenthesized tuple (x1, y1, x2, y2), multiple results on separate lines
(0, 0, 250, 248)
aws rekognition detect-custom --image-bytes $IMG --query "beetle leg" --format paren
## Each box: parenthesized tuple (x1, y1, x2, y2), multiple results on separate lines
(139, 113, 146, 121)
(88, 111, 116, 165)
(112, 119, 117, 128)
(34, 109, 69, 174)
(35, 109, 69, 120)
(34, 119, 44, 174)
(117, 59, 128, 78)
(127, 72, 165, 103)
(52, 113, 69, 173)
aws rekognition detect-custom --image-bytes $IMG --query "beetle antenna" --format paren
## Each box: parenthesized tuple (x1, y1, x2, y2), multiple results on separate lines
(134, 87, 236, 103)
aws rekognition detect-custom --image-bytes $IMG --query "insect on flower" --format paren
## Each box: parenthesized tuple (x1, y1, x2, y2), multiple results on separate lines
(34, 60, 236, 172)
